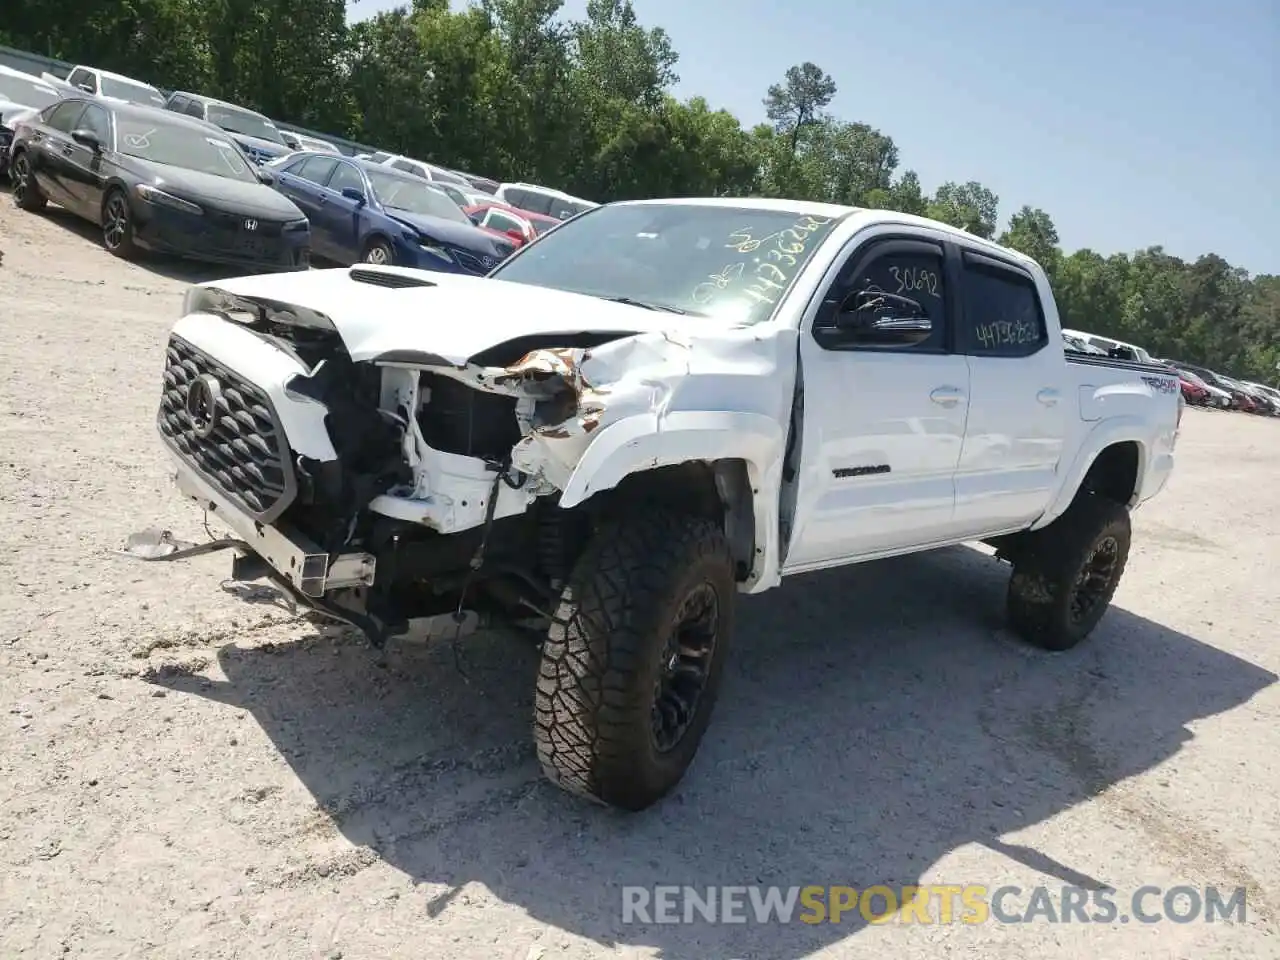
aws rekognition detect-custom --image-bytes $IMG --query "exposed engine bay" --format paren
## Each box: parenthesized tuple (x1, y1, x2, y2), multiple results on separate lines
(165, 271, 760, 645)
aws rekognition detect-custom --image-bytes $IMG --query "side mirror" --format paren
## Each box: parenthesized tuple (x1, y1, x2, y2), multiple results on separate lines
(832, 290, 932, 346)
(70, 128, 101, 151)
(341, 187, 366, 205)
(254, 167, 275, 185)
(280, 132, 299, 149)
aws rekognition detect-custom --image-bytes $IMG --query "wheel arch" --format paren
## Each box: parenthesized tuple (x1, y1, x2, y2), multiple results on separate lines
(1033, 418, 1151, 529)
(554, 412, 787, 587)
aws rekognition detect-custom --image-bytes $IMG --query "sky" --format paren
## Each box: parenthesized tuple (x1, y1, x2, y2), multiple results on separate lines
(346, 0, 1279, 275)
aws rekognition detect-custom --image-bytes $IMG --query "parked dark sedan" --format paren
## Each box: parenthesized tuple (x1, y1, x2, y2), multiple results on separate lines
(162, 91, 292, 166)
(8, 97, 310, 270)
(266, 151, 516, 273)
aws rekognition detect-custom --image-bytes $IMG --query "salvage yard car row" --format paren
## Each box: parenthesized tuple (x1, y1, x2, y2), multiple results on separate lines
(0, 59, 592, 274)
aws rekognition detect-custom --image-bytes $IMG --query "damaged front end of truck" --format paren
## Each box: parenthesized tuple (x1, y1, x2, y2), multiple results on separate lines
(130, 265, 784, 647)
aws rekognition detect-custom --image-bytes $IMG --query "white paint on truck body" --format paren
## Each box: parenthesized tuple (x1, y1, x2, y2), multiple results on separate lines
(167, 200, 1181, 595)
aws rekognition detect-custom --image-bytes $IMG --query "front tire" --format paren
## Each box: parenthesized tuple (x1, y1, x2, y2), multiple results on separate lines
(363, 238, 393, 265)
(534, 510, 735, 811)
(11, 152, 46, 212)
(102, 189, 138, 259)
(1006, 495, 1131, 651)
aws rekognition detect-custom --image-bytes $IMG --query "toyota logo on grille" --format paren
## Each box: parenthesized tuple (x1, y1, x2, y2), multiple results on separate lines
(243, 219, 258, 231)
(185, 374, 223, 439)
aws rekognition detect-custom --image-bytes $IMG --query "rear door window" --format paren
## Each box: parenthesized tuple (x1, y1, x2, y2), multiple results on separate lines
(45, 100, 88, 134)
(958, 252, 1048, 357)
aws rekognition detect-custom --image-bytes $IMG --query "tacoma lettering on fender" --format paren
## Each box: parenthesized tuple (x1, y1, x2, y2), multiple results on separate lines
(131, 198, 1183, 811)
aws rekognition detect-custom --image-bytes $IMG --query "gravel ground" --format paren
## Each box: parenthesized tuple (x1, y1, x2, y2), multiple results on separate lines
(1, 198, 1278, 960)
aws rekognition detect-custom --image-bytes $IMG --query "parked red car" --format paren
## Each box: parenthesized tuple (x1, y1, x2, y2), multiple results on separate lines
(1176, 374, 1209, 405)
(462, 202, 560, 247)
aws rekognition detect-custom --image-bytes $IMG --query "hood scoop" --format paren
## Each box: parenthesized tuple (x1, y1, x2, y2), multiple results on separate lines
(347, 266, 438, 289)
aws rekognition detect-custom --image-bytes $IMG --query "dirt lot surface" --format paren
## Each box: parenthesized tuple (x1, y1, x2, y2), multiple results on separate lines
(2, 199, 1278, 960)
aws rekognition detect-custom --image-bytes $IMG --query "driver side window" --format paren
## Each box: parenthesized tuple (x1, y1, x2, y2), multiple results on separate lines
(818, 242, 949, 352)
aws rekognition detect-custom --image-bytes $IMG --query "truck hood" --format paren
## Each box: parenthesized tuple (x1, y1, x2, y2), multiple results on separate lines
(190, 266, 702, 365)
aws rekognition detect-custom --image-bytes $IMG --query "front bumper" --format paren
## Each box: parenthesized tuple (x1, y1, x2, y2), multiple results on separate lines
(168, 452, 375, 598)
(134, 202, 310, 271)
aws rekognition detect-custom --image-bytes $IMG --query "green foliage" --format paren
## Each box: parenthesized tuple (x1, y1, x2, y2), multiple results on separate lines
(5, 0, 1276, 381)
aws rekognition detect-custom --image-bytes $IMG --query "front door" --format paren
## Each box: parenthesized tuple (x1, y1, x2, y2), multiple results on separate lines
(783, 235, 970, 570)
(60, 102, 112, 218)
(314, 161, 368, 263)
(951, 249, 1068, 535)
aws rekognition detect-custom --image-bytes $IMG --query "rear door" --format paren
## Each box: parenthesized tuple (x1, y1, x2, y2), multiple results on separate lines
(276, 154, 338, 229)
(784, 233, 970, 569)
(28, 99, 89, 206)
(951, 249, 1068, 535)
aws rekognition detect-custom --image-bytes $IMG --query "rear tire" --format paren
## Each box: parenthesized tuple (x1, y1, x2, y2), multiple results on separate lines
(102, 188, 138, 259)
(534, 510, 735, 811)
(11, 152, 46, 212)
(1006, 495, 1131, 651)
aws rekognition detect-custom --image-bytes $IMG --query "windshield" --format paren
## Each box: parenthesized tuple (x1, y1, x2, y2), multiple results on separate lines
(0, 74, 59, 108)
(115, 117, 257, 182)
(100, 75, 164, 106)
(489, 202, 843, 322)
(368, 170, 470, 223)
(206, 105, 284, 144)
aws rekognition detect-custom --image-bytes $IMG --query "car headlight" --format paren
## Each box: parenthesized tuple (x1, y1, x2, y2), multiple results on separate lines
(136, 184, 203, 215)
(415, 238, 455, 263)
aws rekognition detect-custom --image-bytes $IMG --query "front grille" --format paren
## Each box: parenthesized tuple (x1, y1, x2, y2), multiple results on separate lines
(157, 335, 296, 521)
(199, 211, 287, 261)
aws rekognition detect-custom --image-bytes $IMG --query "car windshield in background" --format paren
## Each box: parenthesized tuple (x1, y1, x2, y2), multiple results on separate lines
(489, 203, 844, 322)
(115, 118, 257, 182)
(368, 171, 470, 223)
(100, 76, 164, 106)
(0, 75, 59, 108)
(206, 105, 284, 144)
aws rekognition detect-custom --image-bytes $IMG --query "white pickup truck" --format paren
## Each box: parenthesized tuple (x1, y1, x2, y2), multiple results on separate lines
(40, 65, 166, 108)
(135, 198, 1182, 811)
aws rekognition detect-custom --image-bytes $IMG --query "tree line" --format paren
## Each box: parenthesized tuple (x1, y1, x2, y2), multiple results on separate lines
(4, 0, 1276, 381)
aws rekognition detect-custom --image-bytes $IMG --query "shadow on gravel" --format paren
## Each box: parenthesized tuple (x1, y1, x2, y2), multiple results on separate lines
(33, 207, 272, 284)
(150, 544, 1275, 959)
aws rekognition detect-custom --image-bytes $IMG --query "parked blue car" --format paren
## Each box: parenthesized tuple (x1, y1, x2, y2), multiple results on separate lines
(265, 152, 517, 273)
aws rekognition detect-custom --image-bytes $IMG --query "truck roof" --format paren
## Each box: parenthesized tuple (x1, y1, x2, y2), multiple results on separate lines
(616, 197, 1040, 271)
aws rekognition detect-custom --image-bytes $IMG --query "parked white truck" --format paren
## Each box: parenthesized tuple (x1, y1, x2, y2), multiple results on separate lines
(39, 64, 165, 108)
(134, 199, 1182, 811)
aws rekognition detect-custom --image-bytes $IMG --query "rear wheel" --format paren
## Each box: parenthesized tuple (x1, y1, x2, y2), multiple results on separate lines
(1006, 495, 1131, 651)
(102, 189, 138, 259)
(534, 510, 735, 811)
(363, 238, 393, 265)
(11, 152, 46, 212)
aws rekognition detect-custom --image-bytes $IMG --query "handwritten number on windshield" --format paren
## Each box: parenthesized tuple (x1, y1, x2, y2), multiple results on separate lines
(697, 215, 834, 308)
